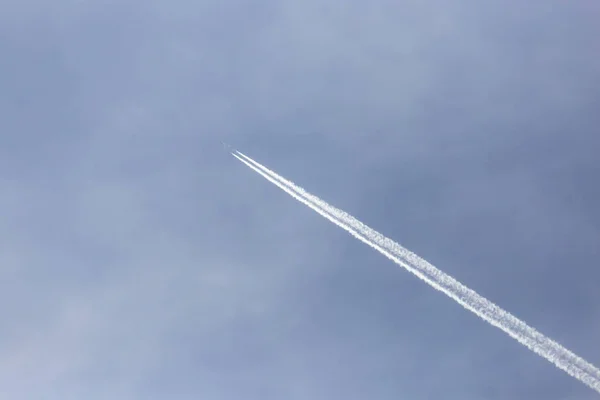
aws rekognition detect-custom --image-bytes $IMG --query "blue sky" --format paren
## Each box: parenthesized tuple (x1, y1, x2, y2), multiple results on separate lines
(1, 1, 599, 399)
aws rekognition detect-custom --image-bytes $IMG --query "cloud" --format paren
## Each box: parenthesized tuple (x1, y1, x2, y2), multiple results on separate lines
(1, 0, 599, 398)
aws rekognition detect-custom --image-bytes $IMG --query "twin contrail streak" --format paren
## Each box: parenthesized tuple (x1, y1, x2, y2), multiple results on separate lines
(231, 149, 600, 394)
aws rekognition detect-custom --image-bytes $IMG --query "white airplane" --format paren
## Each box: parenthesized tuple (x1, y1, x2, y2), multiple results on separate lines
(220, 140, 234, 153)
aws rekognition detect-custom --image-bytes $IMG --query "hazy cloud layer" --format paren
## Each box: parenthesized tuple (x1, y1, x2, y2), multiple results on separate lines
(1, 1, 599, 399)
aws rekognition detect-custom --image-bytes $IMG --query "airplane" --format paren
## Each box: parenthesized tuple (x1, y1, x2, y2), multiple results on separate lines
(221, 140, 234, 153)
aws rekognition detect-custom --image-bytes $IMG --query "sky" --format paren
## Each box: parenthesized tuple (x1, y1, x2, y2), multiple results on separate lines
(1, 1, 599, 399)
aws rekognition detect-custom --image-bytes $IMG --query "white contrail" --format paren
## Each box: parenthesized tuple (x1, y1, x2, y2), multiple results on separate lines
(232, 150, 600, 394)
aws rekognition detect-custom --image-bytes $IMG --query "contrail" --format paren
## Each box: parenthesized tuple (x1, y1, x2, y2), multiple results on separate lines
(231, 150, 600, 394)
